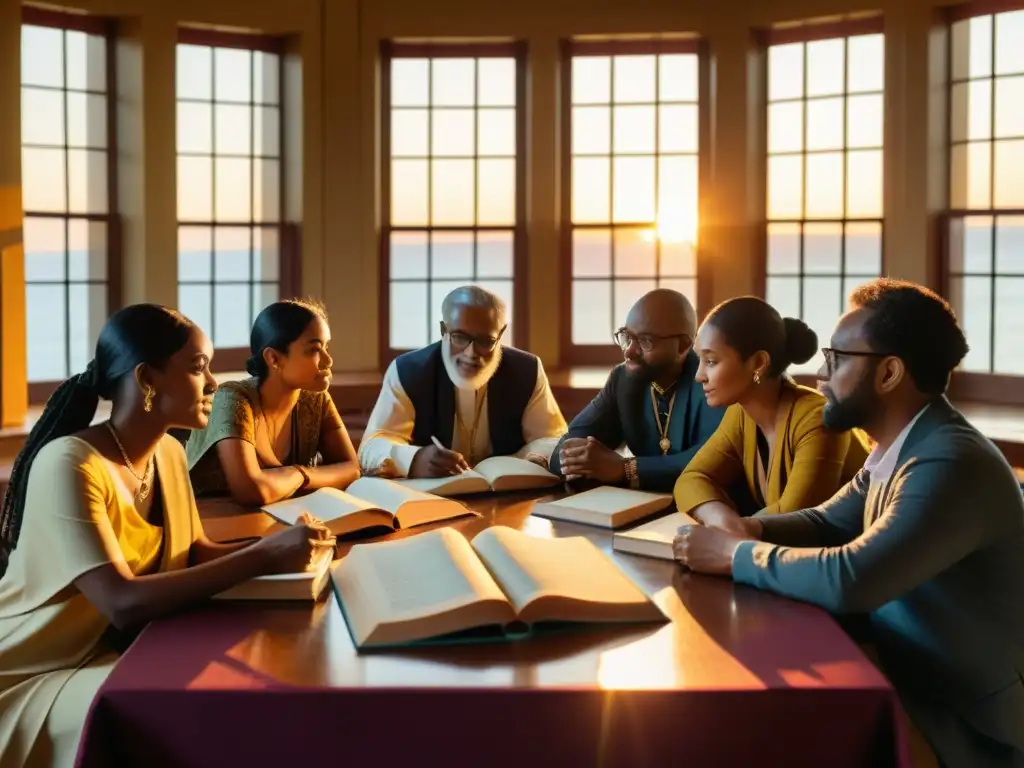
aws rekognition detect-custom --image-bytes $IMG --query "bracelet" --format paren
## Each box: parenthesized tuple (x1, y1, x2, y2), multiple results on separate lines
(623, 457, 639, 490)
(294, 465, 311, 491)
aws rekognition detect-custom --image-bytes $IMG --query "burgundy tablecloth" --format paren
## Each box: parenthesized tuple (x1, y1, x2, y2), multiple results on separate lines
(75, 597, 912, 768)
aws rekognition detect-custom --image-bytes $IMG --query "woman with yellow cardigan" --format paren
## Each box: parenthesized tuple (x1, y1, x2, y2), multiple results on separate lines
(673, 297, 868, 529)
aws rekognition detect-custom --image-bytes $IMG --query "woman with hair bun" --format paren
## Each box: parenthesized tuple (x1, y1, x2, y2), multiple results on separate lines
(186, 298, 360, 506)
(0, 304, 333, 767)
(673, 296, 869, 528)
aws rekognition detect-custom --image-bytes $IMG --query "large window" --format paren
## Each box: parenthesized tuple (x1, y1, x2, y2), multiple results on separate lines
(564, 40, 702, 364)
(382, 43, 525, 358)
(20, 10, 115, 391)
(176, 32, 284, 356)
(948, 9, 1024, 378)
(765, 23, 885, 372)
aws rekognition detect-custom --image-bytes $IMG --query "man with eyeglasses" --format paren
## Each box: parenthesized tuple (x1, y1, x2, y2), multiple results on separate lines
(549, 288, 726, 492)
(673, 278, 1024, 767)
(358, 285, 567, 478)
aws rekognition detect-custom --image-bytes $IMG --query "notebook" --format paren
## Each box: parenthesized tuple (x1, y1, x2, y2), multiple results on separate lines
(611, 511, 699, 561)
(333, 526, 668, 650)
(396, 456, 562, 496)
(261, 477, 476, 537)
(213, 546, 334, 601)
(531, 486, 674, 529)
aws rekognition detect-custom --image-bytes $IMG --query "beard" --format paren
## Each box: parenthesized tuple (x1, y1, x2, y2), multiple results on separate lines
(624, 355, 675, 384)
(822, 375, 880, 432)
(442, 337, 503, 392)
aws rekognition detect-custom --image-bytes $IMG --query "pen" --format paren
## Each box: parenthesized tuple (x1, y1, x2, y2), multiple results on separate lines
(430, 435, 469, 473)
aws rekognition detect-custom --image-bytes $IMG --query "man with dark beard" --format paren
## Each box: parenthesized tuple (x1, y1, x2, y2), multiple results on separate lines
(359, 286, 567, 479)
(549, 289, 726, 492)
(674, 278, 1024, 768)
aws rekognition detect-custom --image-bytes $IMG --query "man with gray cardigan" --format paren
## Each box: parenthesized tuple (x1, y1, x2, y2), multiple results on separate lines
(674, 278, 1024, 767)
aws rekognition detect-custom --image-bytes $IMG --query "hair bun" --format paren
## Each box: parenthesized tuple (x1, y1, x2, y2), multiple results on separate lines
(245, 355, 263, 377)
(781, 317, 818, 366)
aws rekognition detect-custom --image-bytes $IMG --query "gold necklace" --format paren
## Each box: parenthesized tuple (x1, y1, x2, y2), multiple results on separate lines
(105, 422, 154, 501)
(454, 389, 487, 465)
(649, 387, 677, 455)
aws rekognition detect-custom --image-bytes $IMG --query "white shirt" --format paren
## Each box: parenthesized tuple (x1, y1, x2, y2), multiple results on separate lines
(357, 359, 568, 477)
(863, 405, 930, 493)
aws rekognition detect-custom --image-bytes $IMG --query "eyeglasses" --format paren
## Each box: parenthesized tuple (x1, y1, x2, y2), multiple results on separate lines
(614, 328, 689, 353)
(447, 326, 506, 354)
(821, 347, 893, 376)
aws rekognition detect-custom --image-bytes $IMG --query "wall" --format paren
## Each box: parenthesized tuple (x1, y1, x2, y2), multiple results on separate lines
(0, 0, 959, 419)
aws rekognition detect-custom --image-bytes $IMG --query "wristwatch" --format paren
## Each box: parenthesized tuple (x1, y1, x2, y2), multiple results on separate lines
(623, 457, 639, 490)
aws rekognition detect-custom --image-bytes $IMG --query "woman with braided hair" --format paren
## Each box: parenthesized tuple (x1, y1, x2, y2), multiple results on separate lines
(0, 304, 334, 767)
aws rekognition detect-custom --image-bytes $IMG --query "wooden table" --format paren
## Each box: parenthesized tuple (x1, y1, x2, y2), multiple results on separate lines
(76, 492, 911, 768)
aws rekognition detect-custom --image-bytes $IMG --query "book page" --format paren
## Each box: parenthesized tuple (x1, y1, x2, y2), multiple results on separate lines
(348, 476, 452, 512)
(262, 487, 383, 525)
(333, 527, 514, 648)
(392, 470, 491, 496)
(471, 527, 659, 625)
(472, 456, 561, 491)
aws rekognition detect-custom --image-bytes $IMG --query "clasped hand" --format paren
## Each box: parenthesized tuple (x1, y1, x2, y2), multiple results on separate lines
(259, 511, 336, 574)
(672, 505, 755, 576)
(559, 436, 625, 483)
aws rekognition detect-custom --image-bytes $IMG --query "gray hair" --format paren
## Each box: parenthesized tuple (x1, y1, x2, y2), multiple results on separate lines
(441, 285, 507, 327)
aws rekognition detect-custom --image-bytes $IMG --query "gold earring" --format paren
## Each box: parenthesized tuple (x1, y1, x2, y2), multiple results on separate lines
(753, 372, 761, 385)
(143, 386, 155, 413)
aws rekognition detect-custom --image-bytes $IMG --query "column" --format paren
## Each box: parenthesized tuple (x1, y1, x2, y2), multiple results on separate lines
(883, 3, 948, 289)
(702, 23, 766, 308)
(116, 12, 178, 308)
(526, 34, 561, 367)
(0, 0, 27, 426)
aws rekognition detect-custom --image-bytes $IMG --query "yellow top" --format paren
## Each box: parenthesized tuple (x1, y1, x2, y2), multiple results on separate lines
(674, 381, 869, 517)
(0, 434, 205, 766)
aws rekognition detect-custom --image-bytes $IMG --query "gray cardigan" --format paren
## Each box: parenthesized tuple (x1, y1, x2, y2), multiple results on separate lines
(733, 398, 1024, 767)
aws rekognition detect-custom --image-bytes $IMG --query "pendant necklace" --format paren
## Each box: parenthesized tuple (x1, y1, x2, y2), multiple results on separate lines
(106, 421, 154, 501)
(649, 386, 677, 456)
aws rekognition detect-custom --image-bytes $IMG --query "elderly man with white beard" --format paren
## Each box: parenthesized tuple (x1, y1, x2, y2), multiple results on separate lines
(358, 286, 568, 479)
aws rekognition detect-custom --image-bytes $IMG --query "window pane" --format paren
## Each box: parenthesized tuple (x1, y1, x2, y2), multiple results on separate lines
(767, 155, 803, 219)
(951, 16, 992, 81)
(66, 31, 106, 92)
(573, 107, 611, 154)
(214, 226, 251, 281)
(254, 159, 281, 223)
(613, 156, 655, 223)
(659, 54, 698, 102)
(477, 158, 516, 226)
(254, 106, 280, 158)
(254, 226, 280, 281)
(178, 102, 212, 153)
(477, 59, 516, 106)
(478, 109, 515, 156)
(390, 281, 430, 349)
(614, 106, 655, 154)
(573, 228, 611, 278)
(949, 216, 993, 274)
(390, 231, 428, 279)
(392, 59, 429, 107)
(178, 156, 213, 220)
(68, 283, 105, 376)
(994, 140, 1024, 207)
(614, 279, 656, 325)
(950, 80, 992, 144)
(214, 284, 251, 347)
(768, 101, 803, 154)
(432, 59, 475, 106)
(573, 57, 610, 104)
(613, 228, 656, 277)
(67, 92, 107, 149)
(767, 276, 802, 321)
(215, 104, 253, 155)
(572, 157, 610, 223)
(254, 52, 280, 105)
(214, 48, 252, 103)
(847, 34, 884, 93)
(660, 239, 696, 277)
(477, 231, 514, 278)
(847, 94, 883, 148)
(431, 231, 474, 279)
(178, 284, 213, 338)
(23, 217, 66, 281)
(22, 148, 67, 212)
(950, 276, 991, 372)
(805, 152, 844, 219)
(659, 104, 698, 153)
(572, 280, 613, 344)
(994, 77, 1024, 138)
(994, 278, 1024, 373)
(995, 10, 1024, 76)
(391, 159, 429, 225)
(68, 149, 108, 215)
(950, 141, 992, 209)
(995, 216, 1024, 274)
(802, 276, 842, 370)
(177, 44, 212, 100)
(22, 26, 64, 88)
(845, 221, 883, 276)
(768, 43, 804, 101)
(846, 149, 882, 218)
(179, 225, 213, 282)
(26, 284, 67, 381)
(68, 219, 107, 281)
(767, 222, 801, 274)
(432, 109, 475, 157)
(215, 157, 252, 221)
(22, 88, 64, 146)
(431, 159, 475, 225)
(658, 155, 698, 242)
(803, 221, 841, 274)
(806, 39, 845, 97)
(806, 97, 843, 151)
(252, 282, 279, 317)
(613, 56, 656, 104)
(392, 109, 429, 157)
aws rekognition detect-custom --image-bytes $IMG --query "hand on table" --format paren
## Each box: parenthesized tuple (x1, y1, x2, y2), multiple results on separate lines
(258, 514, 336, 574)
(409, 444, 471, 477)
(559, 436, 625, 484)
(672, 524, 751, 577)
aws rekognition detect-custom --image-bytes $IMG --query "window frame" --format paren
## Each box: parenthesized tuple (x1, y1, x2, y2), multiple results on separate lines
(559, 37, 711, 367)
(759, 16, 887, 381)
(378, 40, 529, 367)
(941, 1, 1024, 406)
(175, 27, 299, 374)
(20, 7, 120, 405)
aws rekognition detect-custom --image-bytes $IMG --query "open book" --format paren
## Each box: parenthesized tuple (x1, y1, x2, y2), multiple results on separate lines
(612, 511, 699, 560)
(333, 525, 668, 649)
(532, 486, 674, 529)
(214, 546, 334, 601)
(261, 477, 475, 537)
(396, 456, 561, 496)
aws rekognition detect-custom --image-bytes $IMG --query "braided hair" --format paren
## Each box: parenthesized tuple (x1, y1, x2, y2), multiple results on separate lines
(0, 304, 194, 563)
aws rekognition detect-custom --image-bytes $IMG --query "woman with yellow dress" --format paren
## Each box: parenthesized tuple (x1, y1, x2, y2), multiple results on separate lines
(673, 297, 869, 531)
(0, 304, 334, 767)
(186, 299, 361, 506)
